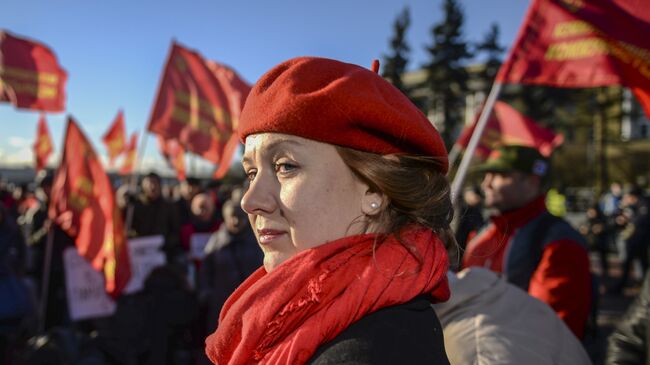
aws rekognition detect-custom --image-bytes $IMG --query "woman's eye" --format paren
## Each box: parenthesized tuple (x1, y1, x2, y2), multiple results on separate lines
(274, 162, 297, 174)
(246, 169, 257, 181)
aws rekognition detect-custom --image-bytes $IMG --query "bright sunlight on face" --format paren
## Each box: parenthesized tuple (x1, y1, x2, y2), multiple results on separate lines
(241, 133, 372, 272)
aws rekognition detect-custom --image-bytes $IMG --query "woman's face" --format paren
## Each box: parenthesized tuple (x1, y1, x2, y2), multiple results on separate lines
(241, 133, 374, 272)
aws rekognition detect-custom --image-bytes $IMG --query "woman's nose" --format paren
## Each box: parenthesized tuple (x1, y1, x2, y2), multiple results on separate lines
(241, 174, 276, 215)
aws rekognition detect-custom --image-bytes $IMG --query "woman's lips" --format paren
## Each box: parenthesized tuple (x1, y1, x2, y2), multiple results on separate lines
(257, 229, 286, 244)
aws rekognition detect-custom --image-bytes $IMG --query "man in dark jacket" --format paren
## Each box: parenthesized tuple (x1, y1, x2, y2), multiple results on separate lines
(462, 145, 592, 339)
(176, 177, 202, 225)
(128, 173, 182, 266)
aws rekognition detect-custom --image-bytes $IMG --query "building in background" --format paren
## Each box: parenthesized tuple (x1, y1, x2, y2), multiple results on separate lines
(401, 64, 650, 192)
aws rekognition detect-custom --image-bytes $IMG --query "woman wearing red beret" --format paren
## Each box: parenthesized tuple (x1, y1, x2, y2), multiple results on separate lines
(205, 56, 453, 364)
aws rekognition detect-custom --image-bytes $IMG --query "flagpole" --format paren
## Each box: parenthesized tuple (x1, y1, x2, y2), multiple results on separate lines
(38, 228, 54, 333)
(447, 144, 461, 173)
(189, 152, 196, 179)
(37, 117, 69, 333)
(450, 82, 503, 207)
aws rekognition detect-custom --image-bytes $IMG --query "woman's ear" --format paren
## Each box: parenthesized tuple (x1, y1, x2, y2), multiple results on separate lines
(361, 190, 384, 216)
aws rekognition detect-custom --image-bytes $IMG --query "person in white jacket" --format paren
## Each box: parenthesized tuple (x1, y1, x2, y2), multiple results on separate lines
(433, 267, 591, 365)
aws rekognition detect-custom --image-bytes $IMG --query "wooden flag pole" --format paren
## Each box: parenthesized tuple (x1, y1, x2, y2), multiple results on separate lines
(447, 144, 462, 173)
(37, 228, 54, 333)
(450, 82, 503, 207)
(189, 152, 196, 179)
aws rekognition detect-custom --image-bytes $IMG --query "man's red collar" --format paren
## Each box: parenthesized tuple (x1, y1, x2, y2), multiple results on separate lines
(491, 195, 547, 230)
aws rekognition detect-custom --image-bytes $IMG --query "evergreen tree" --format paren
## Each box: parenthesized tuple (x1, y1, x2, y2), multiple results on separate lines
(475, 23, 505, 91)
(382, 7, 411, 94)
(424, 0, 472, 147)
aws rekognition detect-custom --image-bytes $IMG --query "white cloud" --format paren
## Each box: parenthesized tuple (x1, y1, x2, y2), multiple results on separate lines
(8, 137, 30, 148)
(3, 147, 33, 165)
(0, 143, 227, 179)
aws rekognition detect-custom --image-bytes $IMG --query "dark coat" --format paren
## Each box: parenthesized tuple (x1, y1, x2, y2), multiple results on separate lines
(307, 297, 450, 365)
(607, 271, 650, 365)
(96, 266, 198, 365)
(130, 196, 182, 262)
(198, 225, 262, 334)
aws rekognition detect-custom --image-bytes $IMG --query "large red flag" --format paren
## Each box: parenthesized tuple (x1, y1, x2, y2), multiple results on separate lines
(456, 101, 564, 158)
(0, 30, 67, 112)
(496, 0, 650, 118)
(157, 136, 186, 181)
(102, 110, 127, 165)
(119, 132, 138, 176)
(148, 42, 250, 178)
(49, 117, 131, 297)
(33, 114, 53, 171)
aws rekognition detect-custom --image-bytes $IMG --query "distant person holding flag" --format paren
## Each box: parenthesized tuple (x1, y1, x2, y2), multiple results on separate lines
(23, 170, 74, 330)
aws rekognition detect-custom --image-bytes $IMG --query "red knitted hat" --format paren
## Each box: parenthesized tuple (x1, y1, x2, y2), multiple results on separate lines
(238, 56, 448, 173)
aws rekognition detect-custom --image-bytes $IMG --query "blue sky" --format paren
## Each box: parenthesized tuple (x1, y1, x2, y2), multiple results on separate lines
(0, 0, 529, 175)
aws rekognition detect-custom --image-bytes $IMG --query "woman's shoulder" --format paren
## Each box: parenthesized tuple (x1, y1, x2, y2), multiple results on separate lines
(307, 297, 449, 365)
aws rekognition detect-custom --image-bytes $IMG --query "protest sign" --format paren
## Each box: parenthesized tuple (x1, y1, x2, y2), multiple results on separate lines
(123, 235, 166, 294)
(63, 248, 116, 321)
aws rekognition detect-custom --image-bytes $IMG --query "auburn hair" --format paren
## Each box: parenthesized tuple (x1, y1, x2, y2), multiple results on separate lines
(335, 146, 457, 253)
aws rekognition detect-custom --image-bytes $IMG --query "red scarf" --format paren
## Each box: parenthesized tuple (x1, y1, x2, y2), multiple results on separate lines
(205, 227, 450, 364)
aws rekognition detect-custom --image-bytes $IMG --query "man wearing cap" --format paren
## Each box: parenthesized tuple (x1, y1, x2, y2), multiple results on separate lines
(462, 145, 591, 339)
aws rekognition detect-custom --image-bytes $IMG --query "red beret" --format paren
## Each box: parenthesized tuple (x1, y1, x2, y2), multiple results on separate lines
(238, 56, 448, 173)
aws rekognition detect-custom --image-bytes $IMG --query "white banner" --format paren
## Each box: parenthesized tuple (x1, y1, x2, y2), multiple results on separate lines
(63, 248, 116, 321)
(123, 235, 166, 294)
(63, 235, 167, 320)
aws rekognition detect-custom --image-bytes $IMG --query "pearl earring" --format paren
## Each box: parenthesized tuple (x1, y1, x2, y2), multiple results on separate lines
(370, 202, 379, 209)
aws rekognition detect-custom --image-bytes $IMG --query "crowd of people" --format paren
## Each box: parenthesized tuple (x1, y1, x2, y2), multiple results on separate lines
(1, 55, 650, 365)
(0, 171, 262, 364)
(581, 182, 650, 295)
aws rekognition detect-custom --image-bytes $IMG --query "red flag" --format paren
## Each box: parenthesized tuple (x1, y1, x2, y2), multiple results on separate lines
(119, 132, 138, 176)
(49, 117, 131, 297)
(33, 114, 53, 171)
(148, 42, 250, 178)
(496, 0, 650, 118)
(157, 136, 186, 181)
(456, 101, 564, 158)
(0, 30, 67, 112)
(102, 110, 127, 165)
